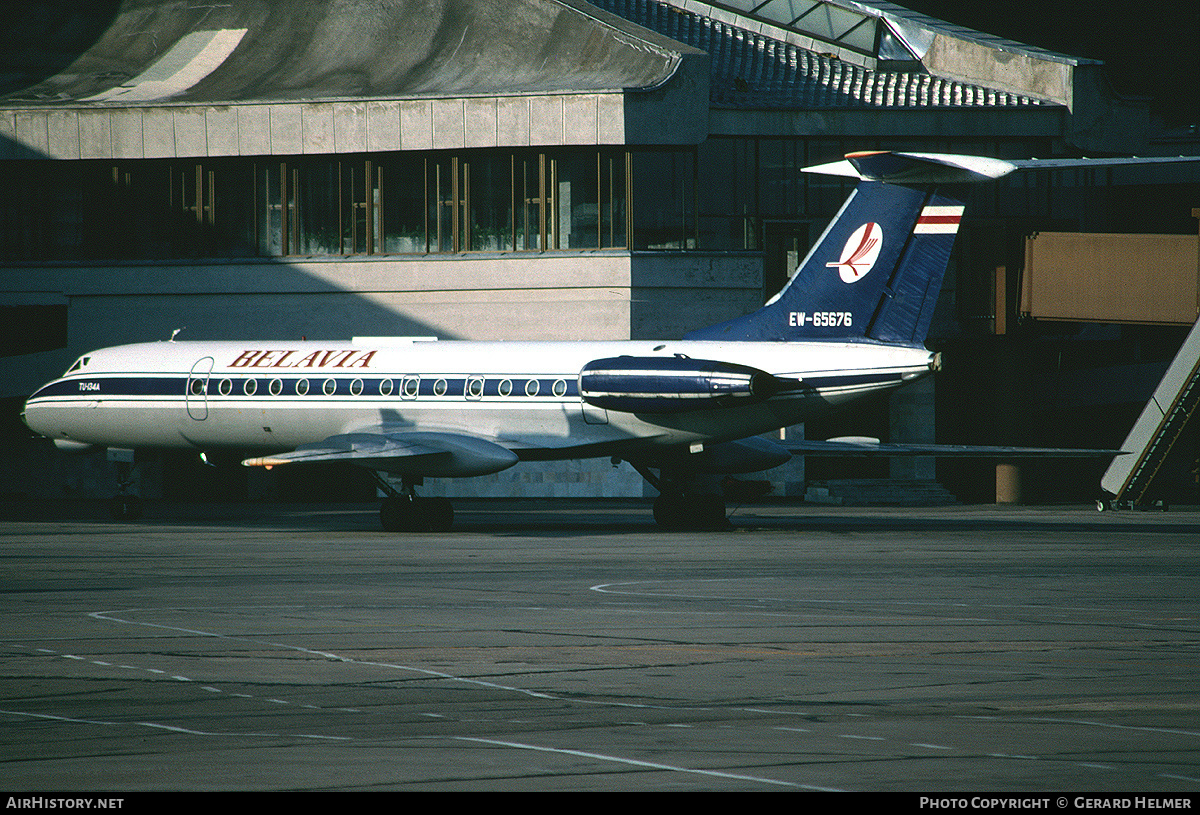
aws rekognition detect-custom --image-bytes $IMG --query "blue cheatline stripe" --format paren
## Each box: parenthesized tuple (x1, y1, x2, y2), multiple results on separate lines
(30, 370, 907, 403)
(30, 375, 583, 401)
(30, 377, 185, 398)
(28, 372, 900, 401)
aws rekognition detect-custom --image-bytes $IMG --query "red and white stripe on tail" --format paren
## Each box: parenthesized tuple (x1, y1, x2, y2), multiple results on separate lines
(914, 205, 964, 234)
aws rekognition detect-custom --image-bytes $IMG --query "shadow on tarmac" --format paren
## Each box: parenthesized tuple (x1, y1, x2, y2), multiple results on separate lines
(3, 498, 1199, 538)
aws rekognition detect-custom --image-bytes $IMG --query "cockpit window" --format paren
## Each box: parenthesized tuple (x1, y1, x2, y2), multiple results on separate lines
(65, 356, 90, 374)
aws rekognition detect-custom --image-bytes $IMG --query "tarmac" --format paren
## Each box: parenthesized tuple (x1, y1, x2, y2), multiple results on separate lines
(2, 499, 1198, 792)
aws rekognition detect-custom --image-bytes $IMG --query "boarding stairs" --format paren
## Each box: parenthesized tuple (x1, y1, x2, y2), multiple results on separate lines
(1101, 316, 1200, 509)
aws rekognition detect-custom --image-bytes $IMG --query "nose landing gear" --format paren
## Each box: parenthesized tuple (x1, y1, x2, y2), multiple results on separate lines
(108, 449, 143, 520)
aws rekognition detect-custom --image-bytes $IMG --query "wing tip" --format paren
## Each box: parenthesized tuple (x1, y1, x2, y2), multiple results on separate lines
(242, 456, 290, 469)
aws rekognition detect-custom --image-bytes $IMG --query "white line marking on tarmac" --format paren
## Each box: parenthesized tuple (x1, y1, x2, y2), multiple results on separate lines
(82, 609, 692, 709)
(961, 714, 1200, 739)
(0, 708, 350, 741)
(453, 736, 835, 790)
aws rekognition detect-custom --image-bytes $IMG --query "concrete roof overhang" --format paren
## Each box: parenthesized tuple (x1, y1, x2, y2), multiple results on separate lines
(0, 0, 710, 159)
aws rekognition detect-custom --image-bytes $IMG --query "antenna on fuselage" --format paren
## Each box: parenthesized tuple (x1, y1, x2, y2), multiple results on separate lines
(169, 328, 184, 342)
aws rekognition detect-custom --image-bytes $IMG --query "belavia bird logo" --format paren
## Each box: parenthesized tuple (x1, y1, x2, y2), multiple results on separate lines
(827, 222, 882, 283)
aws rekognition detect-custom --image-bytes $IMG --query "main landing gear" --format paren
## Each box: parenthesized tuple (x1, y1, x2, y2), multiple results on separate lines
(629, 461, 731, 531)
(652, 492, 729, 531)
(373, 473, 453, 532)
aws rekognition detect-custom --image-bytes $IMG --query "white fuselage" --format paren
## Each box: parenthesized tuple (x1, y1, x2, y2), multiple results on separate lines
(23, 338, 934, 460)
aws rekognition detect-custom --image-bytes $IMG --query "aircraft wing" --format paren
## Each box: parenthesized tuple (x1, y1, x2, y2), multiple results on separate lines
(784, 437, 1123, 458)
(242, 430, 519, 477)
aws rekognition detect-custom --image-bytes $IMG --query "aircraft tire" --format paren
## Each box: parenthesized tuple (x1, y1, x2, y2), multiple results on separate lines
(696, 495, 730, 530)
(380, 497, 416, 532)
(653, 495, 685, 529)
(425, 497, 454, 532)
(653, 495, 728, 531)
(380, 496, 454, 532)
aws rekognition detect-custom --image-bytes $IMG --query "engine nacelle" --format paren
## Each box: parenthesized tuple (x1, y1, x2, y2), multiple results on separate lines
(52, 438, 103, 454)
(579, 356, 791, 414)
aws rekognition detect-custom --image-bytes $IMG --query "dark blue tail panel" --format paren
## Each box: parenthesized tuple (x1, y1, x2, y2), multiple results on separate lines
(685, 181, 963, 344)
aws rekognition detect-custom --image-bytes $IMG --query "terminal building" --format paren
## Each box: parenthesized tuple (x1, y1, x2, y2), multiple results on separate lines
(2, 0, 1197, 504)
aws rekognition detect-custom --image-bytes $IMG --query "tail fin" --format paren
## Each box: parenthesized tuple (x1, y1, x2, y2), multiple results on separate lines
(686, 149, 1200, 344)
(686, 177, 963, 345)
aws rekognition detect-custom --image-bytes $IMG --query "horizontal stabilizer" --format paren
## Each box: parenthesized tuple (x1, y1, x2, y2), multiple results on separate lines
(804, 151, 1200, 185)
(785, 438, 1123, 458)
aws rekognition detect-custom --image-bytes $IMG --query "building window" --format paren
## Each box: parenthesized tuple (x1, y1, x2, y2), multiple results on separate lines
(381, 153, 426, 253)
(631, 149, 696, 250)
(697, 138, 758, 251)
(0, 147, 652, 261)
(252, 148, 632, 256)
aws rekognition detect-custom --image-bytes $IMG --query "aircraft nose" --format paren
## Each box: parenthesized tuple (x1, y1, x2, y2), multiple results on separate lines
(21, 394, 46, 437)
(22, 389, 98, 451)
(21, 384, 56, 437)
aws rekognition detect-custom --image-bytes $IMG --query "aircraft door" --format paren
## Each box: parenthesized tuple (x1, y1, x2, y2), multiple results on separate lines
(186, 357, 214, 420)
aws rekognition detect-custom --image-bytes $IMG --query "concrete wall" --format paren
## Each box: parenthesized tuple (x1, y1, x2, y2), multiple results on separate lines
(1, 250, 762, 396)
(0, 93, 639, 159)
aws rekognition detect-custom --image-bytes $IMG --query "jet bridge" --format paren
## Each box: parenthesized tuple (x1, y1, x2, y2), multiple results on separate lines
(1101, 316, 1200, 509)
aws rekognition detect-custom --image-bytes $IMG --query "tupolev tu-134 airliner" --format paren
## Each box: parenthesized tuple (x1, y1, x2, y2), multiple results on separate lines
(25, 151, 1175, 531)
